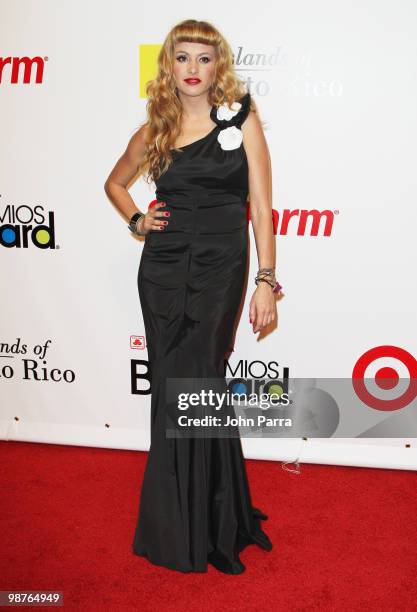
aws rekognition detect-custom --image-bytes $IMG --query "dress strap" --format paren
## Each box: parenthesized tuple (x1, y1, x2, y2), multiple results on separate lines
(210, 92, 252, 130)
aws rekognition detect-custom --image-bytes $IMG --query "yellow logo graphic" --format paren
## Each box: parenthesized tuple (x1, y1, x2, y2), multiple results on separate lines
(139, 45, 161, 98)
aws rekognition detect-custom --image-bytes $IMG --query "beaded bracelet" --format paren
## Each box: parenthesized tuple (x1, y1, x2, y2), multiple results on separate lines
(255, 268, 283, 294)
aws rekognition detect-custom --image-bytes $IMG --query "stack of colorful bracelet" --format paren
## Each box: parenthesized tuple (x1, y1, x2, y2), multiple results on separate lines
(255, 267, 283, 294)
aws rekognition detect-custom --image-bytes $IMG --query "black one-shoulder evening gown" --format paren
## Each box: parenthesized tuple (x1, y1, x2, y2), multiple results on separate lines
(132, 92, 272, 574)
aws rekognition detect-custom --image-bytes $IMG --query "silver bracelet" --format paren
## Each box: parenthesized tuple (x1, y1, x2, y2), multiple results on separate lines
(128, 211, 146, 235)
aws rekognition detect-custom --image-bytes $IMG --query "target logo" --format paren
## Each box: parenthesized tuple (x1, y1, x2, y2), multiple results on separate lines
(352, 345, 417, 411)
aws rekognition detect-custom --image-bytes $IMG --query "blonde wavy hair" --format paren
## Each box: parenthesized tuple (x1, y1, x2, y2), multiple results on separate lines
(136, 19, 260, 184)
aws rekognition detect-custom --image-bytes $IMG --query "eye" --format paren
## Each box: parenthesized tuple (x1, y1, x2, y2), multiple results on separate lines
(200, 56, 211, 63)
(176, 54, 187, 62)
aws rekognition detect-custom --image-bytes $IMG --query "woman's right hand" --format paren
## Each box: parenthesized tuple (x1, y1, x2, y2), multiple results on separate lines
(137, 201, 170, 234)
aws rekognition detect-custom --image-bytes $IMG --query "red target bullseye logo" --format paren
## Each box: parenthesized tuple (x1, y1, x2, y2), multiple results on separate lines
(352, 345, 417, 411)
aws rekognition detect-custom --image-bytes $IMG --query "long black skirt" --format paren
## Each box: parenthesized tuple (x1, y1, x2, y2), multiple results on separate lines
(132, 228, 272, 574)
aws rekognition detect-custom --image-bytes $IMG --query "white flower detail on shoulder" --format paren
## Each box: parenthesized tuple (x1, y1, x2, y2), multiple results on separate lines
(216, 100, 242, 122)
(217, 126, 243, 151)
(214, 98, 247, 150)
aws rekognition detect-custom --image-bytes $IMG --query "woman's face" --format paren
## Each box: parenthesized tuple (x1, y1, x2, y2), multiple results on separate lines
(172, 42, 216, 97)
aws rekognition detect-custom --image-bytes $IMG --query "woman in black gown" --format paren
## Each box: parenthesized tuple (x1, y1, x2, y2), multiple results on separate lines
(104, 19, 281, 574)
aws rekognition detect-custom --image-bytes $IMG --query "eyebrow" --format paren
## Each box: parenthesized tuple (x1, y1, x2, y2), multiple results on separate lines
(175, 50, 213, 56)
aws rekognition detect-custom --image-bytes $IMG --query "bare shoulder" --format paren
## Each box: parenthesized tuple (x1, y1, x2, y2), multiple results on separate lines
(125, 123, 150, 162)
(105, 124, 151, 188)
(241, 109, 268, 156)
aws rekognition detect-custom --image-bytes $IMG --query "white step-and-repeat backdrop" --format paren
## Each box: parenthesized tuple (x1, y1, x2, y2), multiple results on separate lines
(1, 1, 416, 469)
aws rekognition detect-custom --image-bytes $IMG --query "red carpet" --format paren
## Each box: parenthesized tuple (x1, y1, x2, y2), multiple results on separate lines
(1, 440, 416, 611)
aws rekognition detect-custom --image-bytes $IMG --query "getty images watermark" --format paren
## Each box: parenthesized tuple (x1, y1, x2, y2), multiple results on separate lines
(163, 376, 417, 438)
